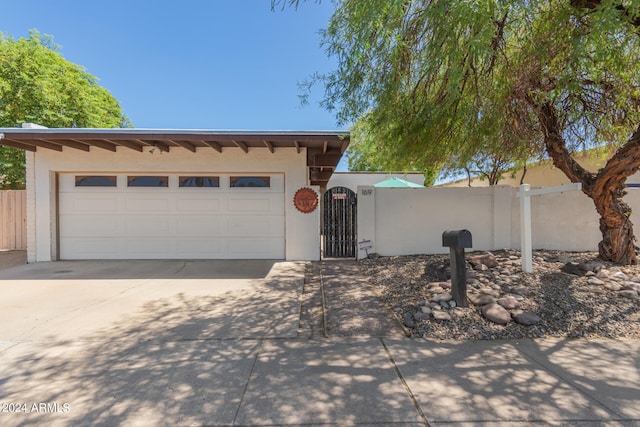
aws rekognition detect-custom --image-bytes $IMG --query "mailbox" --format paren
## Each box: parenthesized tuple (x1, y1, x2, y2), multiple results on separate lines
(442, 229, 472, 249)
(442, 229, 473, 307)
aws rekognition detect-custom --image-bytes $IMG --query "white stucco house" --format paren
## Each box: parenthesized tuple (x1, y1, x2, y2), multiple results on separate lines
(0, 127, 349, 262)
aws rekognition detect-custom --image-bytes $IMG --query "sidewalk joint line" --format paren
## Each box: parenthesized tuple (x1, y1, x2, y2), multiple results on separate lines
(320, 262, 329, 338)
(379, 337, 431, 427)
(232, 340, 261, 425)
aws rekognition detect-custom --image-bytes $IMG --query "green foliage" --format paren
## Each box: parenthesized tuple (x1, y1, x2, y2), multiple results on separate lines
(0, 146, 25, 189)
(0, 30, 130, 188)
(307, 0, 640, 183)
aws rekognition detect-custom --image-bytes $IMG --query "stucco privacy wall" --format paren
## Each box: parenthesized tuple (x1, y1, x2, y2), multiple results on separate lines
(26, 146, 319, 262)
(357, 185, 640, 259)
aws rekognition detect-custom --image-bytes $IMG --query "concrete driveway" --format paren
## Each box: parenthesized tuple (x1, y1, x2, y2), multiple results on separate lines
(0, 259, 305, 342)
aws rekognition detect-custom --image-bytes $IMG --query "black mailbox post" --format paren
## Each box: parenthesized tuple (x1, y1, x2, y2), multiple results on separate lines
(442, 230, 472, 307)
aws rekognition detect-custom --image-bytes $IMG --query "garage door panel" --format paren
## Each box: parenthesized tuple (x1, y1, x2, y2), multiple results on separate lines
(177, 197, 221, 212)
(125, 196, 171, 212)
(228, 198, 272, 213)
(59, 173, 285, 260)
(124, 217, 175, 235)
(60, 238, 124, 259)
(60, 195, 120, 214)
(227, 216, 284, 236)
(177, 217, 222, 235)
(126, 239, 173, 257)
(177, 240, 225, 258)
(60, 216, 120, 237)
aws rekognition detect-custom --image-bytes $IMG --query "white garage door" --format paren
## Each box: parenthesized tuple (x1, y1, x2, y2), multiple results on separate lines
(58, 173, 285, 259)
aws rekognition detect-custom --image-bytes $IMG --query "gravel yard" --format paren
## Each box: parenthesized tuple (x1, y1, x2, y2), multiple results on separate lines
(360, 250, 640, 340)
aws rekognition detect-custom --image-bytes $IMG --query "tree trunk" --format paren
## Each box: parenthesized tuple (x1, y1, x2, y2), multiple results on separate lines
(537, 102, 640, 265)
(594, 191, 636, 264)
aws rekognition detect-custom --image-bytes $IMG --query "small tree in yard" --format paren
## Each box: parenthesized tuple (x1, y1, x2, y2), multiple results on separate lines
(284, 0, 640, 264)
(0, 30, 129, 189)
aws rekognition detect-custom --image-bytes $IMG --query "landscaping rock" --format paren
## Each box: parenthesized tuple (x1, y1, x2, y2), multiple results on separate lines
(497, 296, 520, 310)
(620, 290, 639, 300)
(513, 311, 542, 326)
(432, 293, 452, 303)
(469, 294, 497, 306)
(579, 261, 604, 272)
(403, 312, 415, 328)
(622, 282, 640, 292)
(468, 253, 499, 268)
(362, 249, 640, 340)
(561, 263, 584, 276)
(481, 303, 511, 324)
(433, 311, 452, 321)
(587, 277, 605, 286)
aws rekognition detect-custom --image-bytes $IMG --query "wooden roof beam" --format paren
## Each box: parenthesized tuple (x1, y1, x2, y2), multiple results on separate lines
(168, 140, 196, 153)
(263, 140, 274, 153)
(114, 140, 142, 152)
(33, 139, 63, 151)
(86, 139, 118, 152)
(233, 140, 248, 153)
(202, 140, 222, 153)
(0, 140, 37, 152)
(150, 141, 170, 153)
(61, 139, 91, 152)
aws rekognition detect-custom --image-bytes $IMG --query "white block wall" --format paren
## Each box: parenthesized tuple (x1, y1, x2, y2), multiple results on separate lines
(357, 185, 637, 259)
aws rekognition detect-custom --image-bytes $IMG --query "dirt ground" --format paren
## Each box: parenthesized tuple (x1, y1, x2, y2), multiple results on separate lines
(0, 250, 27, 270)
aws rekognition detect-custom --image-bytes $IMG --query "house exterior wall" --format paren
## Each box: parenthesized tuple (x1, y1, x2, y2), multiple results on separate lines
(357, 185, 640, 259)
(28, 146, 319, 262)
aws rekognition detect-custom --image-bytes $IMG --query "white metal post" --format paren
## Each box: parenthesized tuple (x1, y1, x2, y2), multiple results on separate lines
(519, 184, 533, 273)
(517, 182, 582, 273)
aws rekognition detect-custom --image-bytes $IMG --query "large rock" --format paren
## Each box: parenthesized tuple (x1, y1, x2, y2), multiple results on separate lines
(433, 311, 452, 321)
(561, 263, 584, 276)
(513, 311, 542, 326)
(481, 303, 511, 324)
(403, 312, 415, 328)
(620, 290, 639, 300)
(468, 253, 499, 269)
(469, 294, 497, 306)
(432, 293, 452, 303)
(578, 261, 605, 272)
(497, 296, 521, 310)
(622, 282, 640, 292)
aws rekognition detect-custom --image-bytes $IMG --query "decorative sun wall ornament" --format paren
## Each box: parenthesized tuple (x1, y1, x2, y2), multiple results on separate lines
(293, 187, 319, 214)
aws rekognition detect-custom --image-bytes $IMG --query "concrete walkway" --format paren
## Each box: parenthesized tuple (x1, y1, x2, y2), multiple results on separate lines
(0, 258, 638, 426)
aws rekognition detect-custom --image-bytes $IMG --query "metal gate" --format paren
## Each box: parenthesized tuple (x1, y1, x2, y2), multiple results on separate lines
(322, 186, 357, 258)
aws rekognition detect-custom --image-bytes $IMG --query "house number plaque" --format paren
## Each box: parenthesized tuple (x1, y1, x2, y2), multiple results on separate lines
(293, 187, 319, 214)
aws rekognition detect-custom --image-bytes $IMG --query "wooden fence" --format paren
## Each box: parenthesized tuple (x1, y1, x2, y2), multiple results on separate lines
(0, 190, 27, 250)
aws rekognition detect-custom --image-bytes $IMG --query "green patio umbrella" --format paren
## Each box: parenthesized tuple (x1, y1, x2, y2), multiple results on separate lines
(373, 177, 424, 188)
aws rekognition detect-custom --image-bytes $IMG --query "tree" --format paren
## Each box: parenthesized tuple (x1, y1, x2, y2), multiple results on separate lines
(345, 114, 440, 185)
(295, 0, 640, 264)
(0, 30, 130, 188)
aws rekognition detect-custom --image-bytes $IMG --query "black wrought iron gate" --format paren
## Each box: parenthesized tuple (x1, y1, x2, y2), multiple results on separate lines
(322, 186, 357, 258)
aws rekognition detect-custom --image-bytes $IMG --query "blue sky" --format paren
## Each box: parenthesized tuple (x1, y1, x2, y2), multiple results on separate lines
(1, 0, 342, 133)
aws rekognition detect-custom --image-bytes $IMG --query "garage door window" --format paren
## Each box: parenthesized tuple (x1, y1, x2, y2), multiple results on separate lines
(127, 176, 169, 187)
(179, 176, 220, 187)
(230, 176, 270, 188)
(75, 176, 117, 187)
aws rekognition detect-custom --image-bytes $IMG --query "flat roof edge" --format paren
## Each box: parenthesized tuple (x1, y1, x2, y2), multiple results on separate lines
(0, 127, 350, 136)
